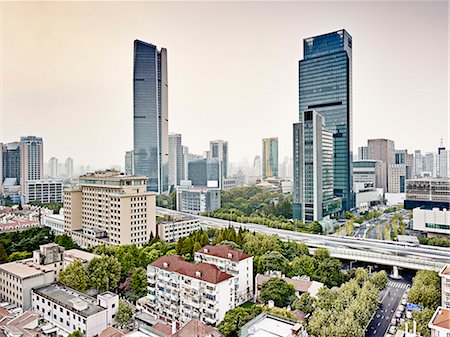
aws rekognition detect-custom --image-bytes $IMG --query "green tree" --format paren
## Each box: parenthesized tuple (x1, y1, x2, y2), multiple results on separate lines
(408, 270, 441, 308)
(315, 258, 343, 287)
(115, 300, 135, 326)
(260, 278, 295, 307)
(291, 293, 317, 314)
(258, 251, 289, 275)
(67, 330, 84, 337)
(290, 255, 317, 277)
(217, 306, 262, 337)
(7, 251, 32, 262)
(87, 255, 121, 292)
(54, 235, 80, 250)
(0, 244, 8, 263)
(130, 267, 147, 297)
(59, 260, 90, 292)
(314, 247, 330, 261)
(370, 270, 388, 291)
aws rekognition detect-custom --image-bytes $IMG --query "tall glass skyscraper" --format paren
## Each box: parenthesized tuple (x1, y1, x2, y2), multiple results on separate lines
(133, 40, 169, 193)
(297, 29, 353, 211)
(262, 137, 278, 178)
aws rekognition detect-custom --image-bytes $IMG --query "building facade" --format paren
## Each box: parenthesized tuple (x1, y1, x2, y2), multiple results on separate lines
(293, 110, 336, 222)
(146, 255, 236, 325)
(187, 159, 221, 188)
(194, 245, 253, 306)
(2, 142, 21, 184)
(412, 207, 450, 238)
(298, 29, 353, 211)
(176, 185, 220, 215)
(404, 178, 450, 210)
(358, 146, 368, 160)
(65, 158, 74, 179)
(353, 160, 384, 189)
(49, 157, 58, 178)
(63, 170, 156, 247)
(20, 136, 44, 193)
(209, 140, 228, 179)
(24, 179, 63, 204)
(168, 134, 184, 190)
(439, 265, 450, 309)
(156, 216, 201, 242)
(388, 164, 407, 193)
(133, 40, 169, 194)
(262, 137, 278, 178)
(367, 138, 395, 193)
(31, 284, 118, 337)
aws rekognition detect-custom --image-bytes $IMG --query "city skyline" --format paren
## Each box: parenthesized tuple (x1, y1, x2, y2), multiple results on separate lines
(1, 1, 448, 167)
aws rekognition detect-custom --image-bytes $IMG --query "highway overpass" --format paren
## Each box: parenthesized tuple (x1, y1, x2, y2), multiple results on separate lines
(156, 207, 449, 271)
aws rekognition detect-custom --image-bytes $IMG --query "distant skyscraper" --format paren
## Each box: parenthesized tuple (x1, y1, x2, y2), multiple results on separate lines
(2, 142, 21, 184)
(19, 136, 43, 188)
(298, 29, 353, 211)
(65, 158, 74, 179)
(124, 151, 134, 175)
(367, 138, 395, 193)
(414, 150, 423, 178)
(423, 152, 437, 176)
(168, 134, 184, 190)
(358, 146, 368, 160)
(133, 40, 169, 193)
(49, 157, 58, 178)
(437, 139, 449, 178)
(253, 155, 262, 177)
(262, 137, 278, 178)
(293, 110, 335, 222)
(209, 140, 228, 179)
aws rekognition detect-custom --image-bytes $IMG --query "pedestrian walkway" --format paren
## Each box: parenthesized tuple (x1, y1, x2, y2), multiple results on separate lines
(387, 281, 410, 289)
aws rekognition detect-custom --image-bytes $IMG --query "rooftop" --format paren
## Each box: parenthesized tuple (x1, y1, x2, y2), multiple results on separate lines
(64, 249, 99, 263)
(429, 307, 450, 331)
(197, 245, 252, 262)
(240, 313, 301, 337)
(440, 265, 450, 277)
(0, 260, 48, 279)
(151, 255, 233, 284)
(173, 319, 224, 337)
(256, 274, 322, 294)
(32, 284, 106, 317)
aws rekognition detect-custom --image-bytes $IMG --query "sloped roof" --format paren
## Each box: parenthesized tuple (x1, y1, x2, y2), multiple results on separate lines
(197, 245, 251, 262)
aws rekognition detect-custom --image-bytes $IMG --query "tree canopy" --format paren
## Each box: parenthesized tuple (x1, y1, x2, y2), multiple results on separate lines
(260, 278, 296, 308)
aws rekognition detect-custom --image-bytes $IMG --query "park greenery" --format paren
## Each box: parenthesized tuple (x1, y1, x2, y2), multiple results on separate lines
(260, 278, 296, 307)
(400, 270, 441, 337)
(29, 201, 63, 214)
(201, 186, 323, 234)
(115, 300, 135, 327)
(0, 226, 54, 257)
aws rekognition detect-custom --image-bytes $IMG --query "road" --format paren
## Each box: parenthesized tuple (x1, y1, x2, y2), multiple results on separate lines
(157, 207, 450, 268)
(366, 278, 410, 337)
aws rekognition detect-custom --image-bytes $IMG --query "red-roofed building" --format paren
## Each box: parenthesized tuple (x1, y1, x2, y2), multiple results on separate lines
(147, 255, 236, 326)
(429, 307, 450, 337)
(439, 264, 450, 309)
(195, 245, 254, 305)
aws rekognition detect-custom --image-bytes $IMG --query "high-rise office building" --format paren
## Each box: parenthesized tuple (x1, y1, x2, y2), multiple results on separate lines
(367, 138, 395, 193)
(298, 29, 353, 211)
(2, 142, 21, 184)
(19, 136, 43, 191)
(437, 140, 449, 178)
(414, 150, 423, 178)
(253, 155, 262, 177)
(49, 157, 58, 178)
(262, 137, 278, 178)
(209, 140, 228, 179)
(124, 151, 134, 175)
(133, 40, 169, 193)
(423, 152, 437, 177)
(293, 110, 335, 222)
(188, 159, 221, 188)
(65, 157, 74, 179)
(168, 133, 184, 189)
(358, 146, 368, 160)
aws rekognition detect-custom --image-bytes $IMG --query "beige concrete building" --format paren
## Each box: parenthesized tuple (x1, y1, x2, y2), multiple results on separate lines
(63, 170, 156, 248)
(367, 138, 395, 192)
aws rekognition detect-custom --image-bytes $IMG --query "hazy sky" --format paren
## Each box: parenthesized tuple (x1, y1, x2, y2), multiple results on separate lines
(1, 1, 448, 168)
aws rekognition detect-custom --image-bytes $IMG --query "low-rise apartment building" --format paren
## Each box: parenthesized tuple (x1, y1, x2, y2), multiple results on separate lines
(156, 215, 201, 242)
(63, 170, 156, 248)
(412, 207, 450, 238)
(31, 284, 118, 337)
(24, 179, 63, 204)
(43, 211, 65, 235)
(194, 245, 253, 305)
(146, 255, 236, 325)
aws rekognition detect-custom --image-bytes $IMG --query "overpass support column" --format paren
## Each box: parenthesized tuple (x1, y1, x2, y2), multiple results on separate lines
(390, 266, 401, 279)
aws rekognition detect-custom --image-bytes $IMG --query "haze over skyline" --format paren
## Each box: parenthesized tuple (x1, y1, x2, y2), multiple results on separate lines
(1, 1, 448, 168)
